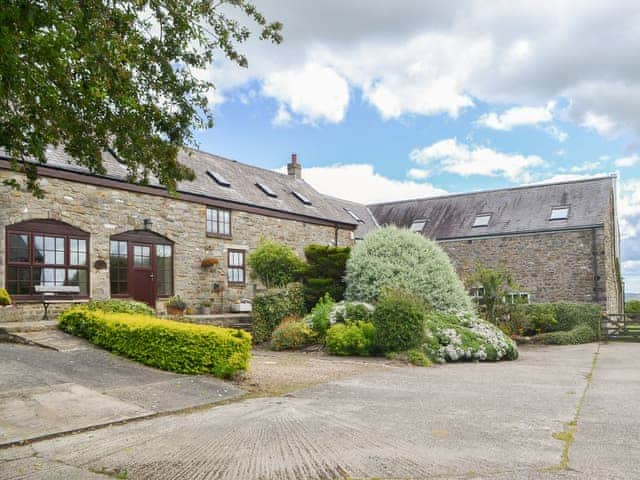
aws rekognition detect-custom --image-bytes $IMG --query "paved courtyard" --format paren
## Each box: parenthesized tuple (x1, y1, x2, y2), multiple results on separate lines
(1, 341, 639, 479)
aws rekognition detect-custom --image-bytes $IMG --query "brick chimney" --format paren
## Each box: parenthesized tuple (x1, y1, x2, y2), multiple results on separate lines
(287, 153, 302, 179)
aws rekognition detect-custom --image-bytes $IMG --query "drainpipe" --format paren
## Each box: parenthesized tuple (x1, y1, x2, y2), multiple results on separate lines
(334, 227, 339, 246)
(591, 228, 600, 303)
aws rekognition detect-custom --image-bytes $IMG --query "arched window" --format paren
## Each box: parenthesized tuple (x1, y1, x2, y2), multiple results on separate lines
(6, 219, 90, 299)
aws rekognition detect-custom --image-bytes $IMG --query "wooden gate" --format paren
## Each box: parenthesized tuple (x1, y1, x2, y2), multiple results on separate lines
(601, 313, 640, 341)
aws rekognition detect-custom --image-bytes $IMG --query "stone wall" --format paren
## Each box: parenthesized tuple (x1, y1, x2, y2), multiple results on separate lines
(439, 228, 607, 306)
(0, 170, 353, 320)
(603, 194, 623, 314)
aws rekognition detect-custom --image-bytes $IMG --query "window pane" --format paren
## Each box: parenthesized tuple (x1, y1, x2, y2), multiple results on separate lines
(8, 234, 29, 262)
(7, 267, 30, 295)
(70, 238, 87, 265)
(133, 246, 150, 267)
(67, 269, 88, 296)
(34, 236, 44, 263)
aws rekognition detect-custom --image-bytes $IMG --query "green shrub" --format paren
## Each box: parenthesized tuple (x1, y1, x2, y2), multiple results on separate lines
(326, 321, 377, 356)
(329, 301, 374, 324)
(625, 300, 640, 315)
(407, 348, 432, 367)
(83, 300, 155, 316)
(306, 293, 334, 338)
(247, 239, 305, 288)
(252, 285, 305, 343)
(302, 244, 351, 309)
(372, 289, 426, 353)
(58, 308, 251, 377)
(533, 324, 597, 345)
(511, 303, 601, 337)
(0, 288, 11, 306)
(345, 226, 473, 313)
(423, 311, 519, 362)
(465, 264, 517, 324)
(271, 318, 316, 351)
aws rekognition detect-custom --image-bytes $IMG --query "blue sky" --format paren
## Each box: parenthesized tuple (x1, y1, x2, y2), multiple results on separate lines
(192, 1, 640, 292)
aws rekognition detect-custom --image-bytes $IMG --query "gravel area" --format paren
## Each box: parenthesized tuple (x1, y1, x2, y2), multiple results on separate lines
(235, 348, 401, 396)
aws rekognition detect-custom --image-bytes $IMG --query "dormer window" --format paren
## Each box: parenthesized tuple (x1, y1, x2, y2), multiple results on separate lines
(473, 214, 491, 227)
(550, 206, 569, 220)
(409, 219, 427, 232)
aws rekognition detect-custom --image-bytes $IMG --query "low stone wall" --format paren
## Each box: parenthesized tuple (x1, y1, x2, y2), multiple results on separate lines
(0, 303, 72, 323)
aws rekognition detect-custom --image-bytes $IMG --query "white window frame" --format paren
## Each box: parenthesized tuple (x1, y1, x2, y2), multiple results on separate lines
(409, 219, 427, 233)
(473, 214, 491, 227)
(549, 206, 569, 220)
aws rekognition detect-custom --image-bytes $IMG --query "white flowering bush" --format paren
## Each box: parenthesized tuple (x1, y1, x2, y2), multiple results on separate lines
(345, 227, 474, 313)
(423, 311, 519, 362)
(328, 301, 375, 324)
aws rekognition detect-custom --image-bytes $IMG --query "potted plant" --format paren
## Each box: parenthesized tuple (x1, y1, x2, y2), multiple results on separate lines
(201, 257, 219, 270)
(166, 295, 187, 316)
(231, 298, 252, 313)
(197, 301, 212, 315)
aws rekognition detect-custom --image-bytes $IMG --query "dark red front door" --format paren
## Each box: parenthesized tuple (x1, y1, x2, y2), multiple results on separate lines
(129, 243, 156, 307)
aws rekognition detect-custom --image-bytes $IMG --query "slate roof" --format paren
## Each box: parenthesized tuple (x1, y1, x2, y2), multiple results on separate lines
(369, 176, 616, 240)
(324, 195, 380, 240)
(0, 146, 358, 227)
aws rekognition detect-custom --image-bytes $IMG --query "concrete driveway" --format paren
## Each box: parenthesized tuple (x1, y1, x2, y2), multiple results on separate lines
(0, 338, 243, 447)
(1, 342, 639, 479)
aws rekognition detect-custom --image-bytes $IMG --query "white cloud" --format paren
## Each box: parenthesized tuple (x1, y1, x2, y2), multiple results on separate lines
(580, 112, 618, 136)
(476, 105, 553, 131)
(545, 125, 569, 142)
(278, 163, 447, 204)
(272, 104, 292, 126)
(262, 63, 350, 124)
(409, 138, 544, 182)
(622, 260, 640, 272)
(615, 154, 640, 168)
(570, 161, 601, 172)
(407, 168, 431, 180)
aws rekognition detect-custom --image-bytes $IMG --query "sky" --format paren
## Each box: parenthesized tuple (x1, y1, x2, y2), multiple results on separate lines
(191, 0, 640, 293)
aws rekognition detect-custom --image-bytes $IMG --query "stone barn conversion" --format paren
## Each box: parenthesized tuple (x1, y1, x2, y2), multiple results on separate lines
(0, 149, 358, 320)
(369, 176, 623, 314)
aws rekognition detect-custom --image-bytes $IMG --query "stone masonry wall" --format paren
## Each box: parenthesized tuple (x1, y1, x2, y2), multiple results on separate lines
(603, 194, 623, 314)
(0, 171, 353, 320)
(439, 229, 607, 306)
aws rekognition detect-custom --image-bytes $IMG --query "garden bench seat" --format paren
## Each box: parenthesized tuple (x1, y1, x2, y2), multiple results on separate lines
(34, 285, 84, 320)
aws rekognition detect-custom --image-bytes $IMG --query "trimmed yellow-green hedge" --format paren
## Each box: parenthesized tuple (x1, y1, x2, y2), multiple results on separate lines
(59, 308, 251, 377)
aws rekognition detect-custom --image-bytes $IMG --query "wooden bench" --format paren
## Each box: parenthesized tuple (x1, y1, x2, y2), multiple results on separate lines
(34, 285, 83, 320)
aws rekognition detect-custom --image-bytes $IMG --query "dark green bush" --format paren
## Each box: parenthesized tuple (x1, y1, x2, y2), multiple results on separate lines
(247, 239, 305, 288)
(271, 318, 316, 351)
(308, 293, 334, 337)
(83, 299, 156, 316)
(302, 244, 350, 309)
(326, 321, 376, 356)
(533, 324, 597, 345)
(625, 300, 640, 315)
(372, 289, 426, 353)
(59, 308, 251, 377)
(252, 285, 305, 343)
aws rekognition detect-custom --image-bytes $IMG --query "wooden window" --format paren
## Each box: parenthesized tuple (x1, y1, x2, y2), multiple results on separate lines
(206, 207, 231, 236)
(109, 240, 128, 295)
(156, 244, 173, 296)
(6, 220, 90, 299)
(227, 249, 245, 285)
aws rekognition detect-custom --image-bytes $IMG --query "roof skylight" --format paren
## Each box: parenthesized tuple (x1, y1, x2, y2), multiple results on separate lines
(409, 219, 427, 232)
(344, 208, 364, 223)
(473, 214, 491, 227)
(256, 182, 278, 198)
(550, 206, 569, 220)
(292, 190, 312, 205)
(206, 170, 231, 187)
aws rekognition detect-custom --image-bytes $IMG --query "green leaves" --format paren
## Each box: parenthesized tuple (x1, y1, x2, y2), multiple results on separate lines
(0, 0, 282, 195)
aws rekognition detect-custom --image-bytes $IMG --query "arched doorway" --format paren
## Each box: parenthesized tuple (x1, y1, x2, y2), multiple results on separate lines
(109, 230, 174, 307)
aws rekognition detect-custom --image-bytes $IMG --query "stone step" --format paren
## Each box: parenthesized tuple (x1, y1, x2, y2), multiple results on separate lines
(0, 320, 58, 333)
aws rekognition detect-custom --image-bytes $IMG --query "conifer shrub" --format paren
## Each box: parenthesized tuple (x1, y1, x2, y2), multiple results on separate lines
(302, 244, 350, 309)
(306, 293, 334, 338)
(345, 226, 473, 312)
(247, 238, 305, 288)
(59, 308, 251, 377)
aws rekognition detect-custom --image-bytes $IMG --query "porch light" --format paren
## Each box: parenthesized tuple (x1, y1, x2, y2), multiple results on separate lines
(143, 218, 153, 230)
